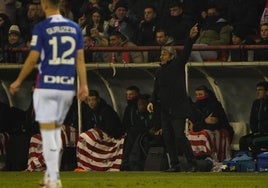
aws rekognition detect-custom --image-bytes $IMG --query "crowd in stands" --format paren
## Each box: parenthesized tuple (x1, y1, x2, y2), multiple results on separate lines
(1, 0, 268, 172)
(0, 0, 268, 63)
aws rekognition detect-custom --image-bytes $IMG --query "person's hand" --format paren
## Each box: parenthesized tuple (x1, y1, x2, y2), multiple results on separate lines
(204, 113, 218, 124)
(77, 85, 89, 101)
(147, 102, 154, 113)
(78, 14, 86, 26)
(155, 128, 162, 136)
(9, 80, 21, 95)
(189, 23, 199, 39)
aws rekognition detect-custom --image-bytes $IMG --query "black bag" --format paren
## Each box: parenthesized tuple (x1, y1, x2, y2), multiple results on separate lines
(144, 147, 168, 171)
(252, 135, 268, 158)
(61, 147, 77, 171)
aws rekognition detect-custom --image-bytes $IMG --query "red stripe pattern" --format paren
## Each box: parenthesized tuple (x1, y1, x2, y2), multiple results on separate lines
(187, 129, 231, 162)
(26, 125, 78, 172)
(77, 128, 125, 171)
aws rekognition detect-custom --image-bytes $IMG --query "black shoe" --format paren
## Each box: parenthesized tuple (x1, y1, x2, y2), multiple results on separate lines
(184, 162, 197, 172)
(120, 163, 130, 171)
(165, 165, 181, 172)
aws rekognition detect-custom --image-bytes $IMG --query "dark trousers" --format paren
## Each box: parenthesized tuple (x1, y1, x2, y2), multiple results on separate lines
(239, 133, 268, 157)
(239, 133, 254, 151)
(161, 114, 194, 168)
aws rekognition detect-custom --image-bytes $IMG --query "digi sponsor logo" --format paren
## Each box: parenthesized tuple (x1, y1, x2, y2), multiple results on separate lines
(44, 75, 74, 85)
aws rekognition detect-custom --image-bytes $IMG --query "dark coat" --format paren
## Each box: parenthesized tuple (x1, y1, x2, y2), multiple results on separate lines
(189, 97, 234, 138)
(137, 17, 160, 46)
(250, 98, 268, 134)
(160, 14, 193, 45)
(254, 39, 268, 61)
(82, 98, 124, 139)
(151, 38, 194, 118)
(122, 100, 138, 132)
(0, 101, 10, 132)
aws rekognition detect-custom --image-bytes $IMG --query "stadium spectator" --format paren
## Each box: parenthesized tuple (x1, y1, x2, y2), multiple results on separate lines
(0, 0, 16, 24)
(84, 8, 109, 39)
(254, 22, 268, 61)
(147, 24, 199, 172)
(137, 5, 161, 62)
(59, 0, 74, 20)
(5, 25, 27, 64)
(102, 31, 144, 63)
(0, 13, 11, 62)
(17, 2, 44, 43)
(35, 2, 45, 20)
(227, 0, 260, 36)
(187, 85, 234, 162)
(79, 0, 111, 21)
(189, 5, 232, 62)
(159, 1, 193, 45)
(148, 29, 175, 62)
(137, 5, 160, 46)
(107, 0, 138, 43)
(83, 35, 94, 63)
(228, 26, 255, 62)
(89, 28, 109, 62)
(239, 81, 268, 157)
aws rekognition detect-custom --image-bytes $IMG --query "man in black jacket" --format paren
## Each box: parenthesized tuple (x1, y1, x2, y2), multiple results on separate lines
(147, 24, 198, 172)
(239, 81, 268, 157)
(82, 90, 124, 139)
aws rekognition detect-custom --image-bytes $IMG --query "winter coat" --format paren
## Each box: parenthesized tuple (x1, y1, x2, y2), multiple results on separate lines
(82, 99, 124, 139)
(250, 97, 268, 134)
(189, 97, 234, 138)
(151, 38, 194, 118)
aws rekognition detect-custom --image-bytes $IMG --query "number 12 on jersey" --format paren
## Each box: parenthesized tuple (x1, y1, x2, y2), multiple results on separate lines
(49, 36, 75, 65)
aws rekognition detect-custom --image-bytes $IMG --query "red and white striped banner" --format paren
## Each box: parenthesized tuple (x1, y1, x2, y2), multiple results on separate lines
(77, 128, 125, 171)
(187, 129, 231, 162)
(26, 125, 78, 172)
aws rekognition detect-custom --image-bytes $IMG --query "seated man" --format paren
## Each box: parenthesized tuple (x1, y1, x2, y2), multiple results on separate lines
(239, 81, 268, 157)
(76, 90, 125, 171)
(121, 94, 154, 171)
(187, 85, 234, 162)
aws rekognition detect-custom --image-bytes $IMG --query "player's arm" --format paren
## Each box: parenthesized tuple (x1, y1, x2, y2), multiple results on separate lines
(9, 50, 39, 95)
(76, 49, 89, 100)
